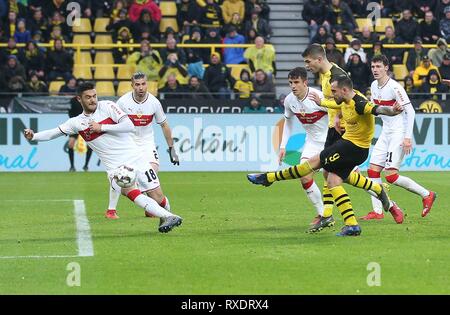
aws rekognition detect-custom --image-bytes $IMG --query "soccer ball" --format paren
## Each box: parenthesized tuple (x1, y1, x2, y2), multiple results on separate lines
(113, 165, 136, 188)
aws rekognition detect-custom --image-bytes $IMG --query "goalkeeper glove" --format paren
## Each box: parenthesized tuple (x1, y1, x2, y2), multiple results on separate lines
(168, 147, 180, 165)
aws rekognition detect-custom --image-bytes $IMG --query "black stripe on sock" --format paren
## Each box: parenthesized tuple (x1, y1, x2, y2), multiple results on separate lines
(334, 193, 349, 203)
(367, 180, 373, 191)
(293, 166, 301, 178)
(323, 194, 333, 198)
(363, 177, 368, 189)
(288, 167, 295, 179)
(275, 172, 280, 181)
(355, 173, 361, 186)
(341, 209, 353, 217)
(279, 171, 285, 180)
(324, 201, 334, 205)
(343, 213, 355, 221)
(336, 199, 351, 208)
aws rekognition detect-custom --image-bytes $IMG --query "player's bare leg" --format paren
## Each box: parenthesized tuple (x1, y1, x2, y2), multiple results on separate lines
(143, 162, 172, 217)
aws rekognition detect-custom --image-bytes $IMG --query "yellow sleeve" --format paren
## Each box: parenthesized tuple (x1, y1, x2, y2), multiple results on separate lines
(320, 98, 342, 109)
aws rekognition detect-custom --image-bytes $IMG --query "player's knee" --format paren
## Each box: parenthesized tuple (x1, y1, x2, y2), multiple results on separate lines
(367, 169, 381, 178)
(301, 178, 314, 190)
(385, 172, 399, 184)
(146, 187, 164, 204)
(126, 189, 141, 201)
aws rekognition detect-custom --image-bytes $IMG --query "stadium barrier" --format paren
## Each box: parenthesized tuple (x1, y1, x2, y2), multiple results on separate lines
(1, 113, 449, 172)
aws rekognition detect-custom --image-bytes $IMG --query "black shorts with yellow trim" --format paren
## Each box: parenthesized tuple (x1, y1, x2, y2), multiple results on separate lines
(319, 139, 369, 180)
(324, 127, 344, 148)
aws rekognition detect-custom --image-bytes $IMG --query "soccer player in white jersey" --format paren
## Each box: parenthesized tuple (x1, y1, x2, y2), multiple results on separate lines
(105, 72, 179, 219)
(278, 67, 335, 232)
(360, 55, 437, 222)
(23, 82, 183, 233)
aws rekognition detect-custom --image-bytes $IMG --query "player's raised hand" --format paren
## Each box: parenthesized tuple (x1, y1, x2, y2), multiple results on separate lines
(88, 121, 102, 133)
(23, 128, 34, 140)
(278, 148, 286, 165)
(402, 138, 412, 155)
(308, 91, 321, 106)
(168, 147, 180, 165)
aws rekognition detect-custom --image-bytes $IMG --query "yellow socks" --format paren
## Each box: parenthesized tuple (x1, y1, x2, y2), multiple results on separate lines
(330, 185, 358, 226)
(267, 160, 314, 183)
(347, 171, 382, 195)
(322, 182, 334, 217)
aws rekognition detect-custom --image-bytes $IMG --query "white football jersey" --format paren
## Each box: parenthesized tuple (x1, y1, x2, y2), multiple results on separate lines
(370, 78, 412, 134)
(284, 87, 328, 143)
(116, 91, 167, 147)
(58, 100, 144, 173)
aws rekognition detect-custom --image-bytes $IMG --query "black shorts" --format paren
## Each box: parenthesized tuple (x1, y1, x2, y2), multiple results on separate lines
(324, 127, 343, 148)
(320, 139, 369, 180)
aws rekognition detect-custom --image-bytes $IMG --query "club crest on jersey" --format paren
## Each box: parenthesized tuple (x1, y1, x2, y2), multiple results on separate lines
(136, 110, 143, 118)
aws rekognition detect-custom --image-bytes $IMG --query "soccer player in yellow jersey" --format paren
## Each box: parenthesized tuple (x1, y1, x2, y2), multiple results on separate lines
(247, 76, 404, 236)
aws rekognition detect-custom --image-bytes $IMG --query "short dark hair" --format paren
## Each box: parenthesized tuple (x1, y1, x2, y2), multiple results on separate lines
(302, 44, 326, 59)
(288, 67, 308, 81)
(331, 75, 353, 89)
(371, 54, 390, 67)
(76, 81, 95, 96)
(131, 71, 147, 81)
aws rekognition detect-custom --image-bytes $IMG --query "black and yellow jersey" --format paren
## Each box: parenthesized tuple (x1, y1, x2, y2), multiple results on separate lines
(341, 92, 378, 149)
(319, 63, 349, 128)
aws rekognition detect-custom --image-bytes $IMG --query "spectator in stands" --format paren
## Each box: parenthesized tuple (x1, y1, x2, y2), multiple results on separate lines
(27, 8, 48, 42)
(420, 69, 448, 97)
(413, 0, 437, 18)
(244, 9, 271, 42)
(19, 41, 45, 80)
(222, 0, 245, 24)
(245, 28, 258, 44)
(413, 55, 441, 87)
(223, 12, 244, 37)
(439, 53, 450, 79)
(428, 38, 450, 67)
(327, 0, 358, 35)
(48, 25, 67, 49)
(43, 0, 68, 20)
(3, 11, 17, 39)
(382, 26, 404, 65)
(26, 71, 48, 95)
(0, 55, 27, 93)
(201, 27, 222, 63)
(346, 53, 371, 93)
(200, 0, 224, 29)
(107, 8, 137, 41)
(245, 0, 270, 21)
(349, 0, 373, 17)
(176, 0, 202, 33)
(310, 26, 329, 45)
(435, 0, 450, 21)
(46, 39, 73, 82)
(243, 94, 266, 113)
(184, 27, 205, 79)
(396, 9, 419, 43)
(59, 76, 77, 95)
(110, 0, 127, 22)
(244, 36, 276, 77)
(1, 37, 19, 64)
(366, 41, 385, 65)
(344, 39, 367, 64)
(440, 6, 450, 42)
(224, 26, 246, 65)
(158, 53, 189, 89)
(185, 75, 213, 99)
(333, 30, 350, 45)
(49, 11, 70, 39)
(403, 75, 420, 95)
(113, 26, 135, 64)
(127, 40, 162, 81)
(134, 9, 159, 42)
(272, 93, 286, 113)
(419, 11, 441, 44)
(325, 37, 345, 69)
(252, 69, 275, 100)
(159, 73, 187, 99)
(160, 38, 187, 65)
(302, 0, 330, 42)
(406, 37, 429, 75)
(359, 26, 379, 46)
(234, 68, 253, 99)
(159, 26, 181, 44)
(386, 0, 414, 17)
(128, 0, 161, 23)
(203, 52, 235, 99)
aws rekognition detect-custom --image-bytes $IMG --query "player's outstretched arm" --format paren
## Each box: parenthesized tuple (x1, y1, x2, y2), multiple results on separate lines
(373, 102, 403, 116)
(90, 116, 135, 134)
(23, 128, 64, 141)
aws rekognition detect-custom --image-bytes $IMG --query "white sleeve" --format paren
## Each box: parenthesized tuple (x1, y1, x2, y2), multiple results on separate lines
(58, 118, 78, 136)
(280, 117, 294, 149)
(106, 101, 128, 123)
(315, 90, 328, 112)
(393, 85, 414, 139)
(101, 116, 135, 133)
(32, 127, 66, 141)
(154, 99, 167, 124)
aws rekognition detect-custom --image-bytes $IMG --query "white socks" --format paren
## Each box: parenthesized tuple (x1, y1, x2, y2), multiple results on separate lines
(302, 180, 324, 216)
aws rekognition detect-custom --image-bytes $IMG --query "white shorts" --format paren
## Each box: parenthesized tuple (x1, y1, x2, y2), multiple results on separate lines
(142, 145, 160, 166)
(300, 140, 325, 162)
(369, 131, 405, 170)
(108, 161, 161, 193)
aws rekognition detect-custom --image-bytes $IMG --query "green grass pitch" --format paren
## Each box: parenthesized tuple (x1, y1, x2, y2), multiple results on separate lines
(0, 171, 448, 294)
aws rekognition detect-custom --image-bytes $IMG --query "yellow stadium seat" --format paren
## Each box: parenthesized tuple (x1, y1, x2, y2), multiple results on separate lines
(73, 65, 93, 80)
(393, 64, 408, 81)
(160, 1, 177, 16)
(148, 81, 158, 96)
(72, 34, 92, 45)
(94, 34, 113, 49)
(356, 18, 374, 32)
(229, 64, 251, 80)
(72, 18, 92, 33)
(49, 81, 65, 95)
(375, 18, 395, 33)
(159, 18, 179, 33)
(94, 52, 114, 64)
(95, 81, 116, 96)
(117, 65, 136, 80)
(75, 51, 93, 65)
(117, 81, 132, 96)
(94, 18, 110, 33)
(94, 66, 115, 80)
